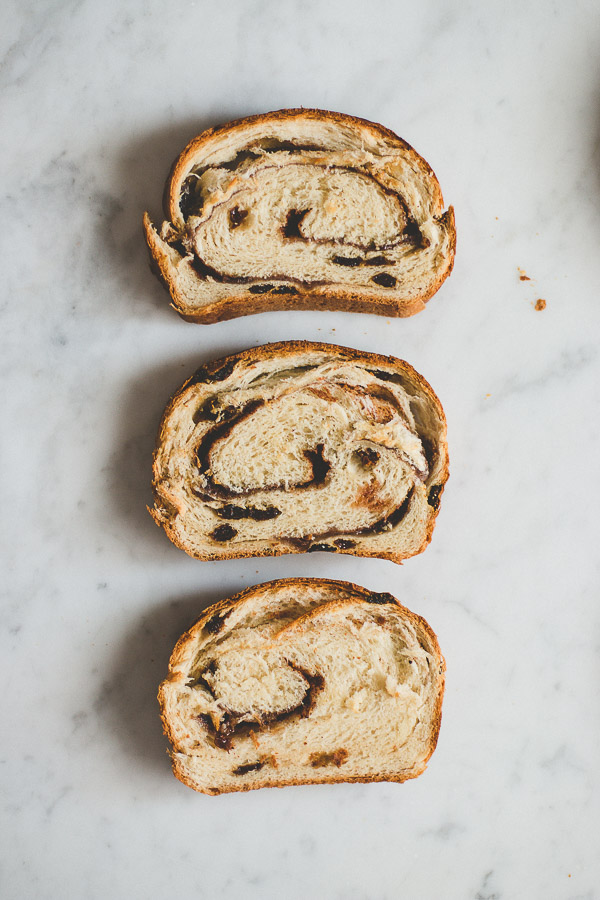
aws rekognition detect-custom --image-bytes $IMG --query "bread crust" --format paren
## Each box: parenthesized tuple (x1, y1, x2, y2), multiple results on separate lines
(150, 340, 449, 564)
(158, 578, 445, 795)
(143, 108, 456, 323)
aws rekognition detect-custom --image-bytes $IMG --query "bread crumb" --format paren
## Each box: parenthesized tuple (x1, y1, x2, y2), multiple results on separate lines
(534, 298, 546, 311)
(485, 393, 491, 399)
(518, 267, 531, 281)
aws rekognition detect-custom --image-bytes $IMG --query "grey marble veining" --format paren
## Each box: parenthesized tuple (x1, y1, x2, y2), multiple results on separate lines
(2, 0, 600, 897)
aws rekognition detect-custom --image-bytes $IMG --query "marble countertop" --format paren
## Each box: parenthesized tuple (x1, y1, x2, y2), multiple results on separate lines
(2, 1, 600, 897)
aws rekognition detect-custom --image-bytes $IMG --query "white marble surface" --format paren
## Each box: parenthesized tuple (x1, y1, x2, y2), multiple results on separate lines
(2, 1, 600, 897)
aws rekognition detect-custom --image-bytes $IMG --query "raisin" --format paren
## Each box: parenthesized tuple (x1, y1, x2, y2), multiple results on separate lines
(307, 543, 336, 553)
(210, 524, 237, 542)
(356, 447, 380, 467)
(333, 538, 356, 550)
(215, 505, 246, 520)
(248, 284, 275, 294)
(283, 209, 309, 238)
(428, 484, 443, 510)
(204, 612, 228, 634)
(248, 283, 298, 295)
(371, 272, 397, 288)
(249, 506, 282, 520)
(269, 285, 298, 295)
(229, 206, 248, 228)
(215, 505, 282, 521)
(332, 255, 362, 267)
(304, 444, 330, 484)
(214, 728, 234, 751)
(233, 762, 264, 776)
(364, 256, 393, 266)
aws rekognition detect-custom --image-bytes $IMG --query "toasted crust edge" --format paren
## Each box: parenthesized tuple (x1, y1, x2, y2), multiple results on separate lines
(143, 107, 456, 324)
(150, 340, 449, 564)
(157, 577, 446, 795)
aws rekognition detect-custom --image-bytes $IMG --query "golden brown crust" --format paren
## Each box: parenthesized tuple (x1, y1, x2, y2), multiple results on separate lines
(158, 578, 445, 795)
(143, 108, 456, 324)
(150, 341, 449, 564)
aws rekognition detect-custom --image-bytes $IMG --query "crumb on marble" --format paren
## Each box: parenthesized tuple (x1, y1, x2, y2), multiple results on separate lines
(518, 267, 531, 281)
(534, 298, 546, 311)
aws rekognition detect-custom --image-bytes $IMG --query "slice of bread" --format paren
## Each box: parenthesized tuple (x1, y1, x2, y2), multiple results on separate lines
(159, 578, 445, 795)
(150, 341, 448, 563)
(143, 108, 455, 323)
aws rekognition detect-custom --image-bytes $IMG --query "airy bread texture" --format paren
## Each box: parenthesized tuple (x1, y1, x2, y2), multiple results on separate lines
(150, 342, 448, 563)
(143, 109, 455, 323)
(159, 578, 445, 795)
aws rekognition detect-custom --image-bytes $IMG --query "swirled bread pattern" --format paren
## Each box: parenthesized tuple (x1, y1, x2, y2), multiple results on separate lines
(151, 342, 448, 563)
(143, 109, 455, 323)
(159, 578, 445, 795)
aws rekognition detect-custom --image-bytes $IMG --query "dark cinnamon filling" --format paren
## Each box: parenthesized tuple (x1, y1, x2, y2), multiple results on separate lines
(195, 410, 332, 500)
(196, 663, 324, 751)
(333, 254, 394, 267)
(175, 153, 426, 287)
(190, 374, 422, 538)
(190, 358, 239, 385)
(286, 486, 415, 549)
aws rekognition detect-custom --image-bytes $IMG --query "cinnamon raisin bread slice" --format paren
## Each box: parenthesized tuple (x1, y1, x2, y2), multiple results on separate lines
(150, 341, 448, 563)
(143, 108, 455, 323)
(159, 578, 445, 795)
